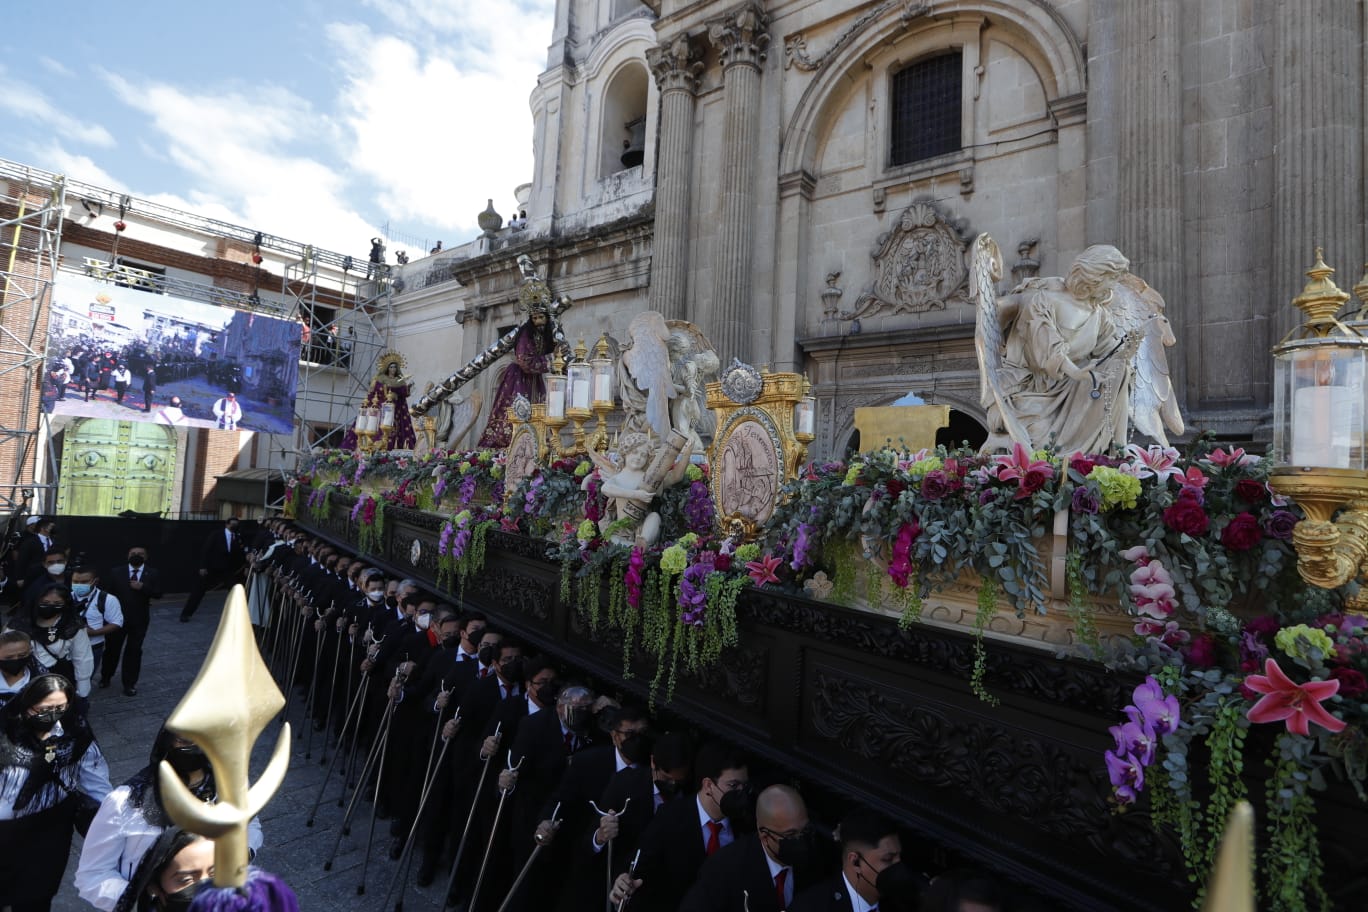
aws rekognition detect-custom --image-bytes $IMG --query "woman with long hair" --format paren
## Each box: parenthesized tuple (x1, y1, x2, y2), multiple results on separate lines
(111, 827, 213, 912)
(9, 580, 95, 699)
(0, 673, 112, 911)
(76, 726, 265, 910)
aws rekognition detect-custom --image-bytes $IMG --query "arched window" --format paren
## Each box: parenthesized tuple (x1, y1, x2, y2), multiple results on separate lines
(600, 63, 649, 179)
(889, 51, 963, 166)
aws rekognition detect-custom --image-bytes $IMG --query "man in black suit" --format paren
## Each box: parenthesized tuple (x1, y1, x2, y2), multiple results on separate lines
(14, 516, 57, 590)
(610, 742, 751, 912)
(680, 785, 831, 912)
(180, 517, 244, 621)
(100, 544, 162, 696)
(791, 809, 920, 912)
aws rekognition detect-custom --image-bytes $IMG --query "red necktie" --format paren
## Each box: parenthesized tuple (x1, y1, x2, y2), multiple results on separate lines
(480, 667, 491, 679)
(130, 568, 139, 582)
(773, 868, 789, 910)
(563, 731, 575, 753)
(705, 820, 722, 856)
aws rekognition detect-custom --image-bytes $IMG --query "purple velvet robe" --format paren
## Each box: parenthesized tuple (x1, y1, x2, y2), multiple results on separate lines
(477, 323, 554, 448)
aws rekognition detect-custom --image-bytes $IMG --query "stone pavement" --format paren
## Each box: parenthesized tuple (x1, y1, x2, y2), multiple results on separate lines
(52, 589, 450, 912)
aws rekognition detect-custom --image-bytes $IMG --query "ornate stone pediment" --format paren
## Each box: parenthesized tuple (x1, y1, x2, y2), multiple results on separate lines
(851, 202, 970, 318)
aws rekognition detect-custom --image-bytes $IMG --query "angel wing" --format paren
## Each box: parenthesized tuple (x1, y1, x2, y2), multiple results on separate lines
(1114, 274, 1184, 446)
(621, 311, 675, 438)
(444, 390, 483, 450)
(970, 234, 1030, 448)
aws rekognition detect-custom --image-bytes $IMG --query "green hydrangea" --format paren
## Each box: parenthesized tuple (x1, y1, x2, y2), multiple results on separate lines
(843, 463, 864, 486)
(574, 461, 592, 477)
(490, 465, 503, 479)
(454, 509, 473, 525)
(660, 544, 688, 574)
(685, 464, 703, 482)
(734, 543, 761, 563)
(1275, 624, 1336, 661)
(459, 461, 472, 474)
(905, 456, 943, 479)
(576, 519, 598, 542)
(677, 533, 699, 548)
(1087, 466, 1141, 511)
(478, 450, 494, 464)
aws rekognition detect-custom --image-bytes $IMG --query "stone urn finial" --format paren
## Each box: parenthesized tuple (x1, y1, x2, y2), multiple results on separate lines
(478, 199, 503, 238)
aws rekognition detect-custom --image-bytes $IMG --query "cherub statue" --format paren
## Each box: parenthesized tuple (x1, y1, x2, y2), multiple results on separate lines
(584, 431, 689, 547)
(972, 236, 1183, 454)
(668, 329, 721, 455)
(618, 312, 675, 438)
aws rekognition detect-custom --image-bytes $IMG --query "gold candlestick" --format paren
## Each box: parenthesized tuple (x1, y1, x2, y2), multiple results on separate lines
(566, 338, 592, 455)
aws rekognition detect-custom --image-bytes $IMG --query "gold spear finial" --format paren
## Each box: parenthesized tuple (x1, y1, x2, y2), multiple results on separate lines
(1201, 800, 1255, 912)
(158, 584, 291, 887)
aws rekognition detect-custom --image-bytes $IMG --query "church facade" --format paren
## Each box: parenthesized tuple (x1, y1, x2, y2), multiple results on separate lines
(390, 0, 1367, 459)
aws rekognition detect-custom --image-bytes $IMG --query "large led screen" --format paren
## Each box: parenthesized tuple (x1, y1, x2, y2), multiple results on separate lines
(43, 271, 301, 434)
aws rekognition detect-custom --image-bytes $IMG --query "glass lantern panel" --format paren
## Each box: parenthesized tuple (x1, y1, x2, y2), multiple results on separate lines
(591, 361, 614, 403)
(567, 363, 592, 410)
(1273, 343, 1368, 469)
(546, 374, 566, 418)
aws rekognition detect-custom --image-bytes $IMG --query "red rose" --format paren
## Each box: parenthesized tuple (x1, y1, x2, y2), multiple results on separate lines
(1220, 512, 1263, 552)
(885, 478, 906, 498)
(1234, 479, 1267, 505)
(714, 552, 732, 572)
(1163, 497, 1210, 536)
(1069, 455, 1097, 477)
(1245, 615, 1281, 639)
(1329, 666, 1368, 698)
(1017, 465, 1052, 498)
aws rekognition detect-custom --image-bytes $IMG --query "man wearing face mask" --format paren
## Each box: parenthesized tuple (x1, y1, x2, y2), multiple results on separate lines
(681, 785, 833, 912)
(14, 516, 58, 590)
(0, 630, 46, 708)
(101, 545, 162, 697)
(24, 546, 71, 601)
(14, 582, 95, 700)
(791, 809, 922, 912)
(70, 562, 123, 687)
(75, 727, 265, 910)
(611, 742, 750, 912)
(179, 517, 244, 622)
(581, 730, 693, 905)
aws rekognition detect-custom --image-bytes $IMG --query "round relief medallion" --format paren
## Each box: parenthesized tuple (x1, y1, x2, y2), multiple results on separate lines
(410, 538, 422, 566)
(715, 416, 781, 525)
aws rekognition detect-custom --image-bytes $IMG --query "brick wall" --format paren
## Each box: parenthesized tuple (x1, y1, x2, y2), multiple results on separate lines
(190, 428, 243, 512)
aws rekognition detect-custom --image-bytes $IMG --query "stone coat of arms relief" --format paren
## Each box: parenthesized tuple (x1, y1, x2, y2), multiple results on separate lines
(850, 202, 970, 319)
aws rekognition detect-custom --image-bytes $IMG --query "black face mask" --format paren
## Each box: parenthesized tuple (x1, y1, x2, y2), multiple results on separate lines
(385, 595, 398, 609)
(654, 777, 685, 801)
(718, 786, 755, 831)
(500, 658, 525, 683)
(563, 704, 591, 733)
(871, 860, 921, 911)
(441, 633, 462, 649)
(618, 732, 652, 766)
(167, 745, 210, 777)
(770, 828, 820, 871)
(160, 878, 205, 911)
(533, 681, 560, 706)
(0, 657, 29, 675)
(477, 644, 497, 666)
(129, 554, 147, 567)
(27, 708, 64, 733)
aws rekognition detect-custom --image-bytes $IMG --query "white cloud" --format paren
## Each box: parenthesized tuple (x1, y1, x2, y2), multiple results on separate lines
(0, 69, 115, 148)
(31, 141, 127, 191)
(39, 57, 74, 79)
(327, 0, 554, 239)
(97, 71, 380, 255)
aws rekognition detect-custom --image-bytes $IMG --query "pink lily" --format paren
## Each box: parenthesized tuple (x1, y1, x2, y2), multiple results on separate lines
(993, 442, 1055, 497)
(1124, 444, 1183, 482)
(1245, 658, 1347, 736)
(745, 554, 784, 587)
(1206, 446, 1259, 468)
(1178, 466, 1208, 490)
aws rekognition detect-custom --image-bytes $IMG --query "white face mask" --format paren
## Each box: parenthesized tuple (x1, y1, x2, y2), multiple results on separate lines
(47, 562, 66, 576)
(366, 590, 384, 603)
(415, 614, 431, 631)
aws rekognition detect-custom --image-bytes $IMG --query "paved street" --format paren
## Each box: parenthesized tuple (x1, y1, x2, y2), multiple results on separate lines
(52, 589, 448, 911)
(46, 375, 294, 435)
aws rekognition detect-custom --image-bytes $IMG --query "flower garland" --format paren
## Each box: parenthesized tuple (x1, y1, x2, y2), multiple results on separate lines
(354, 494, 383, 555)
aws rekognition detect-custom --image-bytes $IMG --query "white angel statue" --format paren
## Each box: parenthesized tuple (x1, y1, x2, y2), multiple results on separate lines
(619, 311, 675, 438)
(972, 235, 1184, 455)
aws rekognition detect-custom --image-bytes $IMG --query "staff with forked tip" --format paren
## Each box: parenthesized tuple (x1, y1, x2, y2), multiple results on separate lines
(305, 670, 369, 826)
(439, 720, 501, 908)
(454, 748, 522, 911)
(382, 707, 462, 912)
(590, 798, 631, 912)
(495, 800, 564, 912)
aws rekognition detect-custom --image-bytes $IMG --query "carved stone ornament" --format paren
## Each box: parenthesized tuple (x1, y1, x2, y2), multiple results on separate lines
(511, 393, 533, 423)
(720, 358, 764, 404)
(851, 201, 970, 319)
(647, 34, 704, 93)
(707, 3, 770, 70)
(785, 0, 930, 73)
(410, 537, 422, 566)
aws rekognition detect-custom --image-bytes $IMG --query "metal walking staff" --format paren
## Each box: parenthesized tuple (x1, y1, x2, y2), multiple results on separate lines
(439, 720, 501, 908)
(305, 672, 370, 827)
(616, 849, 641, 912)
(382, 709, 461, 912)
(323, 672, 398, 871)
(494, 801, 564, 912)
(458, 749, 523, 911)
(590, 798, 631, 912)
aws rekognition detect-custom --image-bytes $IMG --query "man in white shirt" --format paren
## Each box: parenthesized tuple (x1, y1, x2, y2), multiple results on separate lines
(110, 363, 132, 404)
(790, 809, 920, 912)
(71, 564, 123, 684)
(213, 391, 243, 430)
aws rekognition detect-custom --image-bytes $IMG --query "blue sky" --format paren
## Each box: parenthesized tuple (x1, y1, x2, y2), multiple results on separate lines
(0, 0, 555, 259)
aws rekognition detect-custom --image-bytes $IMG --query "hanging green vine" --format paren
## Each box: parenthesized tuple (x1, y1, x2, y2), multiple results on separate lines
(894, 572, 923, 630)
(1064, 549, 1099, 650)
(1265, 733, 1329, 912)
(970, 576, 1000, 706)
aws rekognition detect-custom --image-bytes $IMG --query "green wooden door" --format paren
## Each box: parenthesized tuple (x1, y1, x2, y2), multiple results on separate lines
(56, 420, 177, 516)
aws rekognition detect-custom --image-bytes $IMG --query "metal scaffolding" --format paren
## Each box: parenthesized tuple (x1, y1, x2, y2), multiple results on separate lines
(0, 165, 65, 515)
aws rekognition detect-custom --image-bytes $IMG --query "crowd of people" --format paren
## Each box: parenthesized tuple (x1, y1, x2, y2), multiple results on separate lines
(245, 518, 1026, 912)
(0, 510, 1024, 911)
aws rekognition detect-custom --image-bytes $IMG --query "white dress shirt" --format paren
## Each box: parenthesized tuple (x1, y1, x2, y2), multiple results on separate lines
(80, 588, 124, 647)
(842, 872, 878, 912)
(763, 846, 793, 908)
(33, 628, 95, 697)
(696, 795, 733, 853)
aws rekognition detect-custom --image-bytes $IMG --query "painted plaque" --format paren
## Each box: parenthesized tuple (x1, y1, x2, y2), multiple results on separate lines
(715, 415, 781, 527)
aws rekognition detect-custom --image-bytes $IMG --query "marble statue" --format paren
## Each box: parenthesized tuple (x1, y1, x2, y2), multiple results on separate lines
(618, 312, 720, 454)
(973, 236, 1184, 454)
(585, 429, 690, 547)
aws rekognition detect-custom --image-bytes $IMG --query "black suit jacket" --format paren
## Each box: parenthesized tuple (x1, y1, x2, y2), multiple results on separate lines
(681, 833, 824, 912)
(790, 876, 856, 912)
(200, 526, 243, 572)
(630, 793, 713, 912)
(578, 764, 658, 882)
(104, 564, 162, 621)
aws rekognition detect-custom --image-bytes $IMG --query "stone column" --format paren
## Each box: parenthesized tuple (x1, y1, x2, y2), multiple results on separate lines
(646, 35, 703, 322)
(707, 3, 769, 367)
(1116, 0, 1184, 393)
(1273, 1, 1363, 340)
